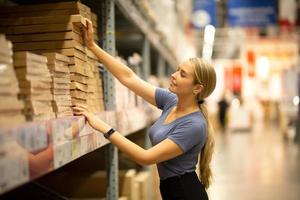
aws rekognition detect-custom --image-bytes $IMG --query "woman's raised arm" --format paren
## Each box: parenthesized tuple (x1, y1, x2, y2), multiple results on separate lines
(83, 19, 157, 106)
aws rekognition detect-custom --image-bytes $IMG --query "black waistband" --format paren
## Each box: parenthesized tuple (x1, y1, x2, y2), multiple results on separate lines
(161, 171, 197, 183)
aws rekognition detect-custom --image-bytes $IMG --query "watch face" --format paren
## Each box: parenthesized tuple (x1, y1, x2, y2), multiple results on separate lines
(104, 128, 115, 139)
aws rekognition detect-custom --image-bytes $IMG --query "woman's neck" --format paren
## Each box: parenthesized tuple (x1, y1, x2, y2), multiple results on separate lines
(176, 95, 199, 114)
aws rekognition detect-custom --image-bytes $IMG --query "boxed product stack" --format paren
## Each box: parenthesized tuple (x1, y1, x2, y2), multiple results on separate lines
(0, 35, 25, 127)
(14, 51, 55, 121)
(114, 57, 133, 111)
(86, 59, 104, 112)
(42, 53, 73, 118)
(0, 1, 104, 113)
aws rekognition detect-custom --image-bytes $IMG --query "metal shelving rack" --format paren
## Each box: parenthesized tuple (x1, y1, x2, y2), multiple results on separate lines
(0, 0, 178, 199)
(100, 0, 118, 199)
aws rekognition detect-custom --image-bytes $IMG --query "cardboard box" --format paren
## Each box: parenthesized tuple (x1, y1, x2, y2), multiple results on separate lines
(0, 35, 25, 126)
(0, 2, 103, 113)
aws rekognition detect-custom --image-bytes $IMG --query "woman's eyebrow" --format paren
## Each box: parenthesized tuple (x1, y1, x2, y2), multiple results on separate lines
(180, 67, 188, 75)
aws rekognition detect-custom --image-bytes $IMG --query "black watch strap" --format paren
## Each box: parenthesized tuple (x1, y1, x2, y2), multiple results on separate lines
(104, 128, 115, 139)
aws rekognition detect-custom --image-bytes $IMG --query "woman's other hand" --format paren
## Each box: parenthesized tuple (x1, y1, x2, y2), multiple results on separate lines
(73, 104, 105, 131)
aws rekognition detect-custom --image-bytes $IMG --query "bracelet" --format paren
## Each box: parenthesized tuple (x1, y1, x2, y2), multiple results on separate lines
(104, 128, 115, 139)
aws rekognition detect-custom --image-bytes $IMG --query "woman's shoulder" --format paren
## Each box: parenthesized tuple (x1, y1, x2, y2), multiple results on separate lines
(177, 112, 206, 129)
(156, 88, 177, 110)
(156, 88, 177, 99)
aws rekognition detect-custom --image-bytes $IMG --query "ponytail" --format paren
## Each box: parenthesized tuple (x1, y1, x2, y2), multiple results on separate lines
(188, 57, 216, 189)
(198, 103, 214, 189)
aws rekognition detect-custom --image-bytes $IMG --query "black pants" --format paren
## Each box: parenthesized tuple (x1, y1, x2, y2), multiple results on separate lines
(160, 171, 208, 200)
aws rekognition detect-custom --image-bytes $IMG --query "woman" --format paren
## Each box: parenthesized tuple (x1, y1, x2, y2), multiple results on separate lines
(73, 19, 216, 200)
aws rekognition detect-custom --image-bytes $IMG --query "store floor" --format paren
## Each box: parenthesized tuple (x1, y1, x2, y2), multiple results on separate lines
(208, 123, 300, 200)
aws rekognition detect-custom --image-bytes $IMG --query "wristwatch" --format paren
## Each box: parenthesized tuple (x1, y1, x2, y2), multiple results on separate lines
(104, 128, 115, 139)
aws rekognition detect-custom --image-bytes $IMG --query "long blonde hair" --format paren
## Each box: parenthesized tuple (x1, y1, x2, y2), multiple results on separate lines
(189, 58, 216, 189)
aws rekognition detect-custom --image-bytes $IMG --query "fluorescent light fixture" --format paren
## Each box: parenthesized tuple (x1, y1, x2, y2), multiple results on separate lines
(256, 56, 270, 79)
(204, 25, 215, 45)
(202, 25, 215, 60)
(293, 96, 299, 106)
(232, 98, 240, 109)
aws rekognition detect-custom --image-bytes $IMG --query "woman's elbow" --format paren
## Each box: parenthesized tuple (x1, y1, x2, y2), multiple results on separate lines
(137, 154, 155, 166)
(138, 160, 152, 166)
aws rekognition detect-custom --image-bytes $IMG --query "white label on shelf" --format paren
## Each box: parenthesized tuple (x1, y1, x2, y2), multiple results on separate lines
(0, 131, 14, 146)
(71, 139, 81, 160)
(53, 142, 72, 169)
(52, 120, 65, 144)
(0, 141, 29, 193)
(80, 135, 88, 156)
(13, 123, 48, 153)
(64, 126, 73, 140)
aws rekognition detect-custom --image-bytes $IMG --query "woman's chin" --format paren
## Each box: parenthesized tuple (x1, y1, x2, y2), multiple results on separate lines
(168, 86, 175, 93)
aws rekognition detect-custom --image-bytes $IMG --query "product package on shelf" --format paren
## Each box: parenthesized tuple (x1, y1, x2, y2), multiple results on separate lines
(128, 53, 144, 108)
(13, 51, 55, 121)
(114, 57, 137, 111)
(0, 1, 104, 113)
(42, 53, 73, 118)
(0, 34, 25, 127)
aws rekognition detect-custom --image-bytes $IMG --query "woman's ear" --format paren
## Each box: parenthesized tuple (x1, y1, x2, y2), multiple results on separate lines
(193, 84, 203, 95)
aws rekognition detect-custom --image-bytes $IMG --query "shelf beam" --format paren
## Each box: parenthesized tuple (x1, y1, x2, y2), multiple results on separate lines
(115, 0, 178, 69)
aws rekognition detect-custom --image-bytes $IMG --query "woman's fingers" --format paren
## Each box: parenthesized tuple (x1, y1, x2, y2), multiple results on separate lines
(72, 106, 88, 115)
(73, 109, 88, 116)
(83, 25, 88, 38)
(75, 104, 88, 112)
(86, 19, 92, 31)
(83, 27, 90, 43)
(86, 19, 94, 38)
(73, 104, 87, 109)
(72, 106, 84, 111)
(82, 18, 94, 47)
(73, 111, 83, 116)
(78, 104, 87, 109)
(73, 105, 91, 118)
(83, 18, 92, 30)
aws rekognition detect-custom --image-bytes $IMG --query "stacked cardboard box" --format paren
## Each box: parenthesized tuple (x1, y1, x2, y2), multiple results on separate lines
(0, 1, 104, 113)
(86, 59, 104, 113)
(114, 57, 138, 111)
(14, 51, 55, 121)
(0, 35, 25, 127)
(42, 53, 73, 118)
(135, 171, 151, 200)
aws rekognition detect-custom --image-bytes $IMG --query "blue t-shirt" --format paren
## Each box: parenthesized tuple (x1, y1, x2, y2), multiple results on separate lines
(148, 88, 207, 180)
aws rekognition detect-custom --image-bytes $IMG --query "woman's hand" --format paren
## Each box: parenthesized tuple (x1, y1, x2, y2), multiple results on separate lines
(83, 19, 97, 50)
(72, 104, 110, 133)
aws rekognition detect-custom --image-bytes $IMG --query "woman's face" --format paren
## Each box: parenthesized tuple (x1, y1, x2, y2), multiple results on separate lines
(169, 61, 196, 96)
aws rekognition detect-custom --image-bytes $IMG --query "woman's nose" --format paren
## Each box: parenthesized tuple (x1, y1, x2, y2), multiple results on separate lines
(171, 71, 177, 79)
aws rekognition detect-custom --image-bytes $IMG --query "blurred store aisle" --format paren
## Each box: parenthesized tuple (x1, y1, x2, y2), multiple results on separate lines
(208, 123, 300, 200)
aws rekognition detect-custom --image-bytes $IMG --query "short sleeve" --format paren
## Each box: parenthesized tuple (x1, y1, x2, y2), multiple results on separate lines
(168, 121, 206, 152)
(155, 88, 177, 110)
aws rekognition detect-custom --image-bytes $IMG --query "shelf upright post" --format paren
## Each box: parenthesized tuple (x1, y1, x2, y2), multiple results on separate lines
(142, 37, 152, 171)
(157, 55, 165, 79)
(142, 37, 151, 81)
(167, 64, 174, 77)
(100, 0, 118, 199)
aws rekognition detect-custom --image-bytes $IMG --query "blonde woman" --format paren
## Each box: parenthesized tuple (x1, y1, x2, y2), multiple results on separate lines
(73, 20, 216, 200)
